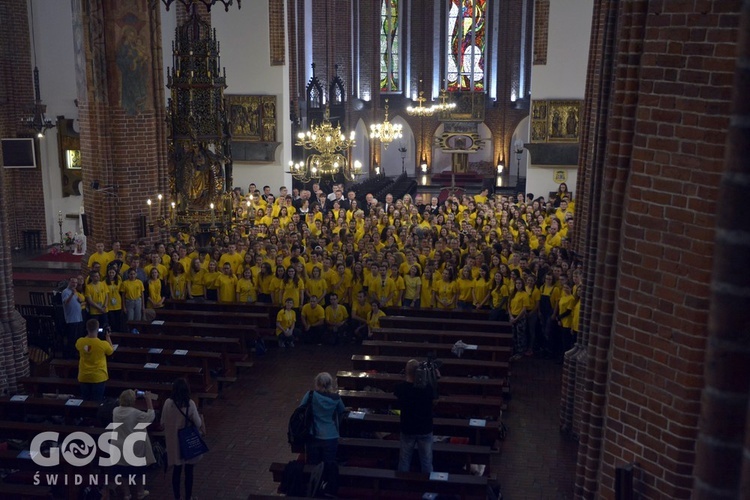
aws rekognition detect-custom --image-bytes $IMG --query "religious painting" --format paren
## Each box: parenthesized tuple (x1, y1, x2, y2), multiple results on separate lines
(436, 132, 484, 153)
(441, 91, 485, 122)
(227, 95, 277, 142)
(57, 117, 82, 197)
(447, 0, 486, 92)
(547, 100, 581, 143)
(107, 0, 153, 115)
(530, 100, 548, 143)
(380, 0, 400, 91)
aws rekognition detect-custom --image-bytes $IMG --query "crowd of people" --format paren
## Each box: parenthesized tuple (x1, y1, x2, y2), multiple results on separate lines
(61, 181, 582, 361)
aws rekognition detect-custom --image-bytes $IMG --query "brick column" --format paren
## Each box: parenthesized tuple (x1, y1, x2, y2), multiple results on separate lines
(0, 0, 31, 392)
(73, 0, 168, 249)
(692, 1, 750, 497)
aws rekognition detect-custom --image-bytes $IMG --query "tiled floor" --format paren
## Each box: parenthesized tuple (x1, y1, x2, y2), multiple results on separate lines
(138, 344, 577, 500)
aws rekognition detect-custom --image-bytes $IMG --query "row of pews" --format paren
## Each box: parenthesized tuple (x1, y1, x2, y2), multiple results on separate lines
(2, 299, 265, 499)
(262, 306, 512, 499)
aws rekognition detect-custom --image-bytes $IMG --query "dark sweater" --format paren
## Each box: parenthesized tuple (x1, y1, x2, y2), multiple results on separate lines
(393, 381, 435, 435)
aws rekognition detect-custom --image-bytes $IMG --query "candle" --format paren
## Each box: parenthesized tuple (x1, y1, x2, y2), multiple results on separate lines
(210, 203, 215, 224)
(157, 194, 163, 217)
(147, 199, 152, 220)
(57, 211, 63, 224)
(170, 201, 176, 224)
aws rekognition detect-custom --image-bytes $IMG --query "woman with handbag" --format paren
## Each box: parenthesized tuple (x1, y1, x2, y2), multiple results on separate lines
(299, 372, 345, 465)
(161, 378, 206, 500)
(112, 389, 155, 500)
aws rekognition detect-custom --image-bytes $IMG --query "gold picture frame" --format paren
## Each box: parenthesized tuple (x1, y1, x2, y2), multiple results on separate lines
(530, 99, 582, 143)
(227, 95, 277, 142)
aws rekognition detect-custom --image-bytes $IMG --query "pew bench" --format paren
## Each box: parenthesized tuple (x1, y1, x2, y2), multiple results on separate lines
(268, 462, 489, 500)
(372, 328, 513, 347)
(339, 390, 505, 419)
(129, 320, 263, 353)
(155, 308, 271, 327)
(337, 437, 493, 468)
(380, 316, 509, 334)
(337, 370, 507, 397)
(351, 355, 510, 380)
(341, 412, 502, 447)
(362, 340, 512, 362)
(383, 307, 492, 321)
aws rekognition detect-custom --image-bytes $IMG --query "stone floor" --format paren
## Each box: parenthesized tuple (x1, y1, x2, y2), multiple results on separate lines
(136, 344, 578, 500)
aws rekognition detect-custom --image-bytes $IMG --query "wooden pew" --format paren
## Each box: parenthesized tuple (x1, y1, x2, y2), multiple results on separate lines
(351, 355, 509, 380)
(18, 377, 217, 408)
(109, 332, 246, 374)
(49, 359, 208, 392)
(155, 308, 271, 327)
(339, 390, 504, 419)
(268, 462, 489, 500)
(0, 396, 101, 424)
(0, 420, 108, 440)
(164, 299, 276, 319)
(109, 345, 226, 377)
(340, 412, 502, 447)
(372, 327, 512, 347)
(337, 437, 493, 467)
(362, 340, 511, 362)
(383, 307, 491, 321)
(380, 316, 509, 334)
(129, 320, 258, 353)
(337, 370, 506, 397)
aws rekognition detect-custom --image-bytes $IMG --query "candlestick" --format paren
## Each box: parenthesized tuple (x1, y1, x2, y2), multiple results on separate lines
(210, 203, 215, 226)
(147, 199, 152, 220)
(170, 201, 176, 224)
(157, 194, 163, 218)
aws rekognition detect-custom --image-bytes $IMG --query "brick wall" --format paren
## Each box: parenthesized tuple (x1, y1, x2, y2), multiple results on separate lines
(0, 0, 31, 394)
(0, 0, 47, 250)
(76, 0, 168, 251)
(571, 1, 742, 497)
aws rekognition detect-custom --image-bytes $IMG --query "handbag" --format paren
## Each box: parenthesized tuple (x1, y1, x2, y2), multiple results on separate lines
(177, 405, 209, 460)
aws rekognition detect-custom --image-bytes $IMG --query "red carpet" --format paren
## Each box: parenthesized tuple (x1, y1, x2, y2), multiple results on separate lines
(31, 252, 84, 263)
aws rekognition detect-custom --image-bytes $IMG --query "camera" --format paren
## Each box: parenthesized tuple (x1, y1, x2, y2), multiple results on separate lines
(136, 390, 145, 399)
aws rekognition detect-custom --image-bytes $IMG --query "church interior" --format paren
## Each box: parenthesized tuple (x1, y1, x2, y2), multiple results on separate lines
(0, 0, 748, 498)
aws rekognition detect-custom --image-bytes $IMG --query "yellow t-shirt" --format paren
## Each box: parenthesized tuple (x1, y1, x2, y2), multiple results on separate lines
(85, 281, 109, 315)
(305, 278, 327, 303)
(509, 290, 532, 316)
(435, 281, 458, 309)
(148, 279, 164, 308)
(325, 305, 349, 325)
(351, 301, 372, 321)
(236, 278, 257, 303)
(75, 337, 114, 383)
(420, 276, 434, 308)
(87, 252, 111, 271)
(367, 309, 386, 330)
(276, 308, 296, 335)
(558, 292, 576, 329)
(170, 274, 189, 300)
(188, 268, 207, 297)
(282, 280, 305, 308)
(215, 274, 238, 303)
(121, 279, 144, 301)
(403, 275, 421, 301)
(301, 303, 325, 326)
(457, 278, 475, 303)
(473, 279, 492, 307)
(106, 281, 122, 311)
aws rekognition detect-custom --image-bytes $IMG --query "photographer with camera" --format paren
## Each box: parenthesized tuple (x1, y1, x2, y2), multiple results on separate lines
(112, 389, 156, 500)
(394, 359, 436, 473)
(75, 319, 114, 402)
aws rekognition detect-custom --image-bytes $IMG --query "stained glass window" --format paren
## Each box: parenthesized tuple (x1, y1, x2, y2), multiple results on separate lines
(380, 0, 400, 92)
(447, 0, 486, 91)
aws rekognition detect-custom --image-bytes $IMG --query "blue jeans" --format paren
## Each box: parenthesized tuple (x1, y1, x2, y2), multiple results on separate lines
(80, 381, 106, 402)
(398, 432, 433, 473)
(306, 437, 338, 465)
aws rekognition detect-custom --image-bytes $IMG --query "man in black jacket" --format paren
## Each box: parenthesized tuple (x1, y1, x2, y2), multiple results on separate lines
(393, 359, 435, 473)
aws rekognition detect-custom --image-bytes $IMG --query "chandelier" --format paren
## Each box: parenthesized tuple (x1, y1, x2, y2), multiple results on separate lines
(150, 0, 240, 11)
(370, 99, 403, 149)
(22, 1, 54, 138)
(293, 106, 359, 181)
(407, 90, 435, 117)
(434, 88, 457, 113)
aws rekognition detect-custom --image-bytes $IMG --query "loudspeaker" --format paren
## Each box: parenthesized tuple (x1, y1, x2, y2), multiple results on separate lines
(137, 215, 147, 239)
(81, 214, 90, 236)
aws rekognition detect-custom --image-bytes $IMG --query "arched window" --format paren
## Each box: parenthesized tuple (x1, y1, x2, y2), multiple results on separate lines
(446, 0, 486, 92)
(380, 0, 400, 93)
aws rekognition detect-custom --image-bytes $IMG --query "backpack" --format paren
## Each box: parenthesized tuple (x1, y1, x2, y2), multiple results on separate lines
(415, 356, 442, 399)
(254, 338, 267, 356)
(308, 461, 339, 498)
(288, 390, 315, 450)
(279, 460, 306, 496)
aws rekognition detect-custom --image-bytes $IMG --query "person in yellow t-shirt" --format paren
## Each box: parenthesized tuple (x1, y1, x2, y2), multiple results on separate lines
(555, 282, 577, 360)
(275, 298, 299, 348)
(509, 278, 532, 361)
(300, 295, 326, 344)
(105, 268, 124, 333)
(187, 258, 207, 299)
(85, 271, 109, 328)
(169, 263, 189, 301)
(76, 319, 114, 402)
(305, 267, 327, 306)
(214, 263, 238, 303)
(420, 268, 435, 309)
(456, 267, 475, 310)
(351, 290, 372, 341)
(324, 293, 350, 344)
(236, 267, 258, 303)
(473, 266, 493, 310)
(87, 242, 112, 272)
(369, 265, 397, 307)
(281, 267, 305, 308)
(255, 262, 275, 303)
(388, 266, 405, 307)
(435, 268, 458, 310)
(121, 268, 145, 324)
(366, 301, 386, 339)
(402, 265, 422, 308)
(203, 260, 221, 301)
(489, 272, 510, 322)
(147, 267, 165, 309)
